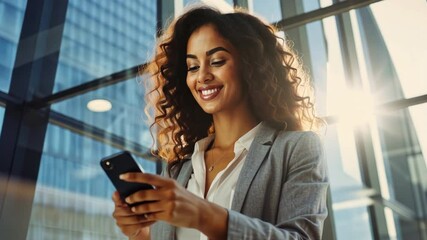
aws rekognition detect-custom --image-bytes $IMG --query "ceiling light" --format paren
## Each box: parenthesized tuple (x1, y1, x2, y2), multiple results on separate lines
(87, 99, 112, 112)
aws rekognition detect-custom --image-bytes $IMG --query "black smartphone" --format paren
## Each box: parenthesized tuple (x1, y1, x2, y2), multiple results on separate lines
(100, 151, 154, 206)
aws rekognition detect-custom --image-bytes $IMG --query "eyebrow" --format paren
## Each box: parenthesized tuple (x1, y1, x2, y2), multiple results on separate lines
(186, 46, 230, 59)
(206, 47, 230, 56)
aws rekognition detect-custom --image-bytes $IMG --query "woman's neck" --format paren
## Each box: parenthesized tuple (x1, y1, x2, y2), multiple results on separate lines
(211, 107, 259, 149)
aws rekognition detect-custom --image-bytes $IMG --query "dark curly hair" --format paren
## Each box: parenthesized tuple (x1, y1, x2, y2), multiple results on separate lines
(144, 6, 322, 167)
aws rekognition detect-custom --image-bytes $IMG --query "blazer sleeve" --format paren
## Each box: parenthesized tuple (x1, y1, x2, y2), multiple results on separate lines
(227, 132, 329, 240)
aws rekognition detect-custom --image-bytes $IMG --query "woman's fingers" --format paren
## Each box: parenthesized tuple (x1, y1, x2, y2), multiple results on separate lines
(112, 201, 151, 223)
(120, 172, 174, 188)
(112, 191, 126, 207)
(115, 212, 153, 225)
(125, 188, 173, 205)
(117, 174, 208, 229)
(130, 200, 169, 215)
(112, 205, 135, 217)
(112, 190, 157, 238)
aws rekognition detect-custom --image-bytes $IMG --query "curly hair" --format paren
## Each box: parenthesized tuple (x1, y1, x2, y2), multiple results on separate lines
(144, 6, 322, 166)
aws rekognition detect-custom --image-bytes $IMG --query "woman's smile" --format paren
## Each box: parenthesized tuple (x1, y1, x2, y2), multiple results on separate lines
(198, 86, 223, 100)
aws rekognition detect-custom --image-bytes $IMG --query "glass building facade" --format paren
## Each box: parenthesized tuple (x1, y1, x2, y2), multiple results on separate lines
(0, 0, 426, 239)
(0, 0, 27, 93)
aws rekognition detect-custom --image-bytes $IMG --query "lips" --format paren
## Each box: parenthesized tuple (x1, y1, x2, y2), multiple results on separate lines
(198, 86, 223, 100)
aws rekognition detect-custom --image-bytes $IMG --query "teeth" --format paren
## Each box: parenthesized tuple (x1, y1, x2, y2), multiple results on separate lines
(201, 88, 219, 96)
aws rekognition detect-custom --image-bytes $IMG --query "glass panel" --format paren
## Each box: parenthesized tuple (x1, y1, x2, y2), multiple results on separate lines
(0, 0, 27, 92)
(319, 0, 334, 9)
(26, 124, 157, 239)
(52, 77, 152, 147)
(53, 0, 157, 93)
(350, 0, 427, 104)
(184, 0, 201, 7)
(408, 103, 427, 172)
(285, 10, 369, 218)
(252, 0, 282, 23)
(271, 0, 331, 20)
(385, 206, 424, 240)
(225, 0, 234, 6)
(334, 207, 373, 240)
(325, 123, 365, 193)
(285, 0, 427, 110)
(0, 106, 4, 132)
(282, 2, 427, 239)
(374, 103, 427, 212)
(394, 212, 422, 240)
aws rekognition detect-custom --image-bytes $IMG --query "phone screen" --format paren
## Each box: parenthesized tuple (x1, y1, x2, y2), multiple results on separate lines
(100, 151, 154, 205)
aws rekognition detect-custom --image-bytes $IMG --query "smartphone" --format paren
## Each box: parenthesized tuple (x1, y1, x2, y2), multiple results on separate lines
(100, 151, 154, 206)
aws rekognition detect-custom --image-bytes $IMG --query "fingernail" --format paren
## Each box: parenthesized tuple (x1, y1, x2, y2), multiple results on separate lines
(125, 197, 130, 203)
(119, 174, 126, 179)
(131, 207, 136, 212)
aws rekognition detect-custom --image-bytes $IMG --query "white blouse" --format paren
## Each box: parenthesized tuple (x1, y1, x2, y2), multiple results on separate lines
(176, 123, 261, 240)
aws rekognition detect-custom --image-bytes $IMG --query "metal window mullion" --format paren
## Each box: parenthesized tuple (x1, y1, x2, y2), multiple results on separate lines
(274, 0, 383, 31)
(0, 91, 20, 108)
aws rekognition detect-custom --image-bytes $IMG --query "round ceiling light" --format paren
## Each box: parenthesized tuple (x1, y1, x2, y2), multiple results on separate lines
(87, 99, 112, 112)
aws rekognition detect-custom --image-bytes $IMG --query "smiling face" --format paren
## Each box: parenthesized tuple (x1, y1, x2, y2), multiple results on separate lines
(186, 24, 247, 116)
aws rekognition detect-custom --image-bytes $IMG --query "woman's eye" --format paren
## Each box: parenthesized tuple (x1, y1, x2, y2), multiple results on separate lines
(211, 60, 226, 66)
(187, 65, 199, 72)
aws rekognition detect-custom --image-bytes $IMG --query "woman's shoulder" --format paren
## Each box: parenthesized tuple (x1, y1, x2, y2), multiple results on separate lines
(267, 130, 323, 161)
(274, 129, 321, 146)
(255, 122, 322, 150)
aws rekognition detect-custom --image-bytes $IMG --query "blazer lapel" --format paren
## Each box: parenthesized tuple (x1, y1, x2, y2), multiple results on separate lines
(231, 122, 278, 212)
(175, 160, 193, 187)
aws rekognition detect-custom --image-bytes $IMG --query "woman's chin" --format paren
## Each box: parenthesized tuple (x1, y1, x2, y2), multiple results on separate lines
(200, 104, 220, 115)
(201, 108, 217, 115)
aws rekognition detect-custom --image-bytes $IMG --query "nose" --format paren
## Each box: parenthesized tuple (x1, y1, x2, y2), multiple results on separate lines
(197, 65, 213, 83)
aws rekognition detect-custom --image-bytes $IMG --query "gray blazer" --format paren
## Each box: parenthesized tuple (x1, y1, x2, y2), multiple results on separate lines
(151, 122, 329, 239)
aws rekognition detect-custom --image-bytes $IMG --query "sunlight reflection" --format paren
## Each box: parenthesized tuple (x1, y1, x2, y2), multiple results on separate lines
(334, 90, 375, 127)
(384, 207, 398, 240)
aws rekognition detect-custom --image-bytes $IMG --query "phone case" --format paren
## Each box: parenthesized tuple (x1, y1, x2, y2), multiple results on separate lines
(100, 151, 154, 205)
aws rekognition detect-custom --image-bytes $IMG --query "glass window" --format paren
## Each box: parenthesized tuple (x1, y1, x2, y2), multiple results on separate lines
(260, 0, 330, 20)
(52, 76, 152, 147)
(391, 208, 422, 240)
(225, 0, 233, 6)
(184, 0, 201, 7)
(373, 103, 427, 212)
(0, 106, 4, 132)
(53, 0, 157, 93)
(334, 207, 373, 240)
(252, 0, 282, 22)
(284, 0, 427, 110)
(349, 0, 427, 104)
(325, 123, 373, 239)
(0, 0, 27, 92)
(325, 123, 365, 193)
(284, 2, 427, 239)
(26, 123, 156, 239)
(282, 14, 373, 237)
(408, 103, 427, 169)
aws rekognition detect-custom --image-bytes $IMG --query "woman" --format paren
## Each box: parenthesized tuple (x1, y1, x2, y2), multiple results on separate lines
(112, 6, 328, 240)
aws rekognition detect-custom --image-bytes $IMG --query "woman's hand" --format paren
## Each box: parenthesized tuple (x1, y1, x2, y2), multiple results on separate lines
(112, 191, 154, 239)
(120, 173, 228, 239)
